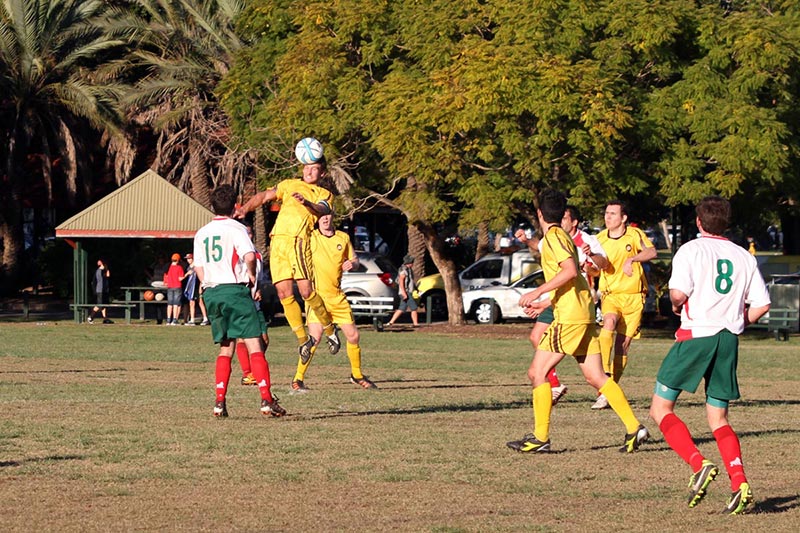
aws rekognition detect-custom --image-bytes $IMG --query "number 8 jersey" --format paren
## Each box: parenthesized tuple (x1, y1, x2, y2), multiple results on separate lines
(669, 235, 770, 338)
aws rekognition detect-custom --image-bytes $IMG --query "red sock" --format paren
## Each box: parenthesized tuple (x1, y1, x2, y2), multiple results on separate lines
(546, 368, 560, 388)
(713, 425, 747, 490)
(249, 351, 272, 402)
(235, 341, 251, 375)
(214, 356, 232, 402)
(660, 413, 705, 472)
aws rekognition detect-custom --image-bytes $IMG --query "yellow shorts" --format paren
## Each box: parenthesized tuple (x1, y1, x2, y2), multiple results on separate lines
(270, 234, 313, 283)
(540, 322, 600, 357)
(601, 292, 644, 339)
(307, 291, 354, 325)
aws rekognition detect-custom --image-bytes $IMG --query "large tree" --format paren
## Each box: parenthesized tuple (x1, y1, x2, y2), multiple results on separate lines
(120, 0, 254, 209)
(643, 1, 800, 247)
(222, 0, 800, 322)
(0, 0, 128, 283)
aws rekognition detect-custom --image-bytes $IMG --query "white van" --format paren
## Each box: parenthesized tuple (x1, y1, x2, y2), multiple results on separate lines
(459, 250, 539, 290)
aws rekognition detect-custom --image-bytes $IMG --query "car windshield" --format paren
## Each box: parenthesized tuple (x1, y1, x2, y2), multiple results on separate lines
(514, 272, 544, 289)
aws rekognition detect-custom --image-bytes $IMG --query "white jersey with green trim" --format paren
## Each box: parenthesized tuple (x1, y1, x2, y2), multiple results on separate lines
(193, 216, 255, 288)
(669, 235, 769, 338)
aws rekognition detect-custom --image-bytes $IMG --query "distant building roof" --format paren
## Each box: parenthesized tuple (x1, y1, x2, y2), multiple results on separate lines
(55, 170, 213, 238)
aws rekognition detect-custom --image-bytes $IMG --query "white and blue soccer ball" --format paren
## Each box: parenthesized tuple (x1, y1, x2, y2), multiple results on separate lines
(295, 137, 324, 165)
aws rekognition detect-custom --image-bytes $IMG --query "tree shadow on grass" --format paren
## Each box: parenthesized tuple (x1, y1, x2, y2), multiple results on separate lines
(295, 398, 531, 420)
(0, 367, 159, 374)
(592, 427, 800, 453)
(0, 454, 85, 468)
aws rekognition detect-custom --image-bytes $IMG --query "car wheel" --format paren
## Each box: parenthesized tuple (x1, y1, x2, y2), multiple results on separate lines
(420, 290, 447, 321)
(473, 299, 500, 324)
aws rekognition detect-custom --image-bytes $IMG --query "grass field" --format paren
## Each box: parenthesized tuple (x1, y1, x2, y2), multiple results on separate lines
(1, 320, 798, 531)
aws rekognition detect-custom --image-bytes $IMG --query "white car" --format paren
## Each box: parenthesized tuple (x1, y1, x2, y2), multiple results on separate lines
(462, 270, 545, 324)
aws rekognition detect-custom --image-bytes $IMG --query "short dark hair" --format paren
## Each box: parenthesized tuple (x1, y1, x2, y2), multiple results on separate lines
(696, 196, 730, 236)
(538, 189, 567, 224)
(564, 205, 581, 222)
(606, 199, 627, 217)
(211, 185, 237, 216)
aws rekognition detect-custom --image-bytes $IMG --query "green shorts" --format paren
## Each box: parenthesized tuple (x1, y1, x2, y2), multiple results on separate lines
(537, 306, 554, 325)
(203, 284, 263, 343)
(656, 329, 740, 401)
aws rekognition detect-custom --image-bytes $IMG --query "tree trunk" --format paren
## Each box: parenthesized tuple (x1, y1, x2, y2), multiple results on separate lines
(1, 129, 24, 286)
(188, 135, 212, 209)
(407, 223, 426, 278)
(416, 221, 465, 326)
(475, 221, 491, 261)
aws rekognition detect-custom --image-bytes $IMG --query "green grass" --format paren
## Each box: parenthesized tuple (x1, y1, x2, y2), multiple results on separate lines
(1, 321, 798, 531)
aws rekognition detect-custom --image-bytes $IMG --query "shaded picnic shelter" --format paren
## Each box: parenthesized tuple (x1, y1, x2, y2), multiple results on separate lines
(55, 170, 214, 323)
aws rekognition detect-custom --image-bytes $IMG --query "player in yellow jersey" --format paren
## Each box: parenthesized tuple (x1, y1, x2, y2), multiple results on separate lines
(291, 213, 377, 392)
(235, 156, 340, 362)
(506, 189, 648, 454)
(592, 200, 657, 409)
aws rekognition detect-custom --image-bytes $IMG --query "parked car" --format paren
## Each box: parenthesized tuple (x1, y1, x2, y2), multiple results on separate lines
(463, 269, 546, 324)
(415, 250, 540, 321)
(341, 252, 398, 320)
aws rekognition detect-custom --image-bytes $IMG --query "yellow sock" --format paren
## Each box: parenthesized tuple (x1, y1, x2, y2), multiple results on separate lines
(304, 291, 335, 336)
(280, 295, 307, 342)
(294, 345, 318, 382)
(599, 379, 640, 434)
(532, 383, 552, 442)
(346, 342, 362, 379)
(599, 328, 614, 375)
(613, 354, 628, 383)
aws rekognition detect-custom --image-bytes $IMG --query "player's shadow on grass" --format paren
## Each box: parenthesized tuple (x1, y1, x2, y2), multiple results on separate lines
(298, 399, 531, 420)
(754, 494, 800, 514)
(0, 454, 85, 468)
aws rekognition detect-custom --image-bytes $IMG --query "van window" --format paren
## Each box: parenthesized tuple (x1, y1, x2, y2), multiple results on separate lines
(462, 259, 503, 280)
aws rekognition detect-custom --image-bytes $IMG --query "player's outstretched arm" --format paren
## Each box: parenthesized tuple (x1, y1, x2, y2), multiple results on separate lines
(235, 188, 277, 218)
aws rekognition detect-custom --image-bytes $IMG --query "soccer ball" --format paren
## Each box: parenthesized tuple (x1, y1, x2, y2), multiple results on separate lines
(294, 137, 324, 165)
(143, 290, 155, 301)
(154, 292, 165, 301)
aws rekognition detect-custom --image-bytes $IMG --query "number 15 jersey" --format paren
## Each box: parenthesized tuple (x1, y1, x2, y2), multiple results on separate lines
(669, 235, 769, 338)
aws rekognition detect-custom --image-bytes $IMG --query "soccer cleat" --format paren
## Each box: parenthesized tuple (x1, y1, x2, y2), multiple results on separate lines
(551, 384, 568, 405)
(591, 394, 609, 410)
(506, 434, 551, 453)
(619, 424, 650, 453)
(184, 321, 196, 326)
(298, 336, 315, 365)
(241, 373, 257, 386)
(260, 397, 286, 417)
(327, 327, 341, 355)
(87, 316, 94, 323)
(687, 460, 719, 508)
(200, 319, 210, 326)
(724, 482, 753, 515)
(213, 400, 228, 418)
(102, 318, 113, 324)
(291, 379, 309, 393)
(350, 374, 377, 389)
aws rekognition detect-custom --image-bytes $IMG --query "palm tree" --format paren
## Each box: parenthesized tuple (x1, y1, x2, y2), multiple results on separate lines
(0, 0, 128, 281)
(120, 0, 254, 209)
